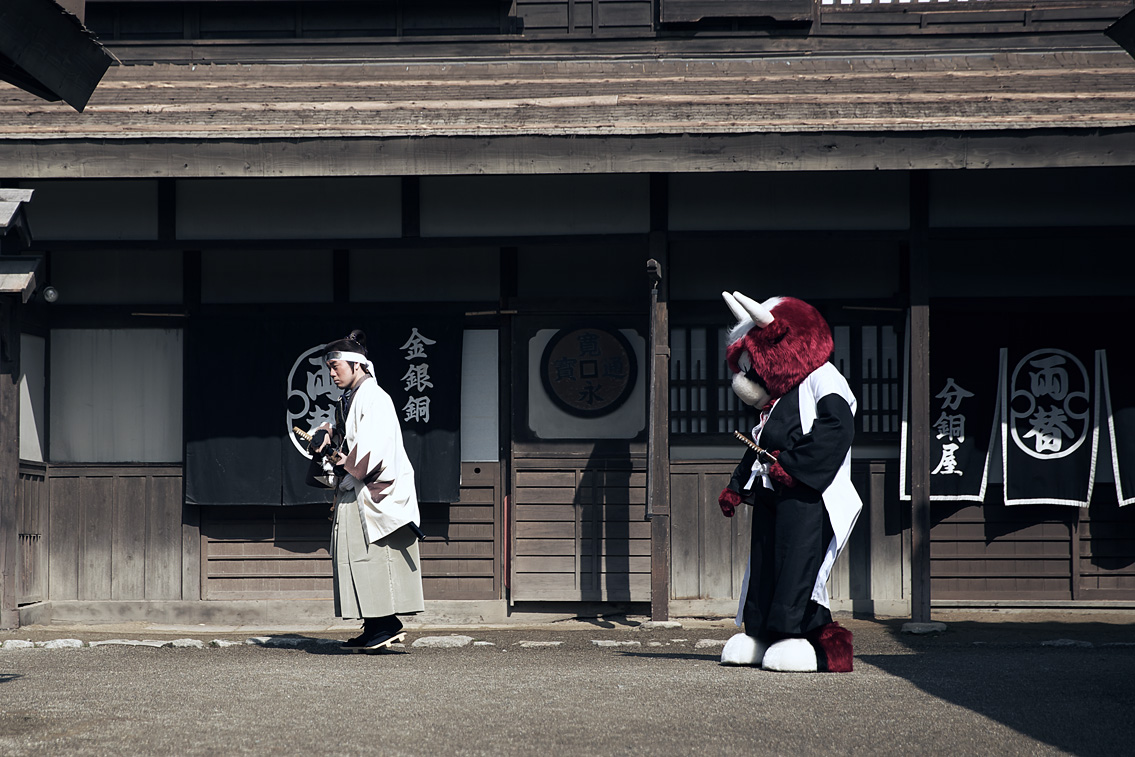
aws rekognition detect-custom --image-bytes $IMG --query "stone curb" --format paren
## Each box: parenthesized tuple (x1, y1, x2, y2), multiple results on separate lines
(6, 635, 1123, 653)
(1, 635, 727, 652)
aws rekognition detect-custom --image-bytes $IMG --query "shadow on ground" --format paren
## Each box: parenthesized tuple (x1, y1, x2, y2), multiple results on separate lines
(853, 615, 1135, 757)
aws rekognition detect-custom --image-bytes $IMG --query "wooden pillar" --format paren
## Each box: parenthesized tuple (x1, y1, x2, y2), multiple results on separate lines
(908, 171, 932, 623)
(646, 239, 671, 621)
(0, 294, 20, 628)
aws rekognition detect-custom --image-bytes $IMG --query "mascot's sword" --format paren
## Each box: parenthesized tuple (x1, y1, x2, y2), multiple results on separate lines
(732, 430, 778, 465)
(292, 426, 427, 542)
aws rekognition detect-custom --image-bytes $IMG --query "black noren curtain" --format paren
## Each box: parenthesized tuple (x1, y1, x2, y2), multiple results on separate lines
(185, 315, 462, 506)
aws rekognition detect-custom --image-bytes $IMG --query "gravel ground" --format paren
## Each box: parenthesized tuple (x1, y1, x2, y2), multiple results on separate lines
(2, 613, 1133, 756)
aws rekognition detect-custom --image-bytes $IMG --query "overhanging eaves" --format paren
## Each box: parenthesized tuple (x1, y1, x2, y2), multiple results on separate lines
(0, 189, 33, 231)
(0, 256, 42, 304)
(0, 0, 116, 112)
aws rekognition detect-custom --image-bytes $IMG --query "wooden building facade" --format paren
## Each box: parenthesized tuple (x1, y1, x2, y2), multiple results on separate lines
(3, 0, 1135, 627)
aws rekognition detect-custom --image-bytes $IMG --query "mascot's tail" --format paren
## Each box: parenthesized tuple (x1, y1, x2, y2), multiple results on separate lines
(809, 622, 854, 673)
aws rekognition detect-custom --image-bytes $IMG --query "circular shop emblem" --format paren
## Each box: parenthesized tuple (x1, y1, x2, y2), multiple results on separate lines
(286, 344, 341, 458)
(1008, 348, 1090, 460)
(540, 327, 637, 418)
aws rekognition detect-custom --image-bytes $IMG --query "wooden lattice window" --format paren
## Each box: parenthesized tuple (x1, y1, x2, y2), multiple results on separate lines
(670, 313, 903, 443)
(833, 320, 902, 437)
(670, 325, 756, 436)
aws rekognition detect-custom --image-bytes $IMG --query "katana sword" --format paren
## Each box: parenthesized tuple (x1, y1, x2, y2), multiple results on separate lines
(733, 430, 778, 464)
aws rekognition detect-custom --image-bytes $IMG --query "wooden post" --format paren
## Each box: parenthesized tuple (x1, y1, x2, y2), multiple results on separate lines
(646, 241, 671, 621)
(0, 295, 20, 628)
(909, 171, 932, 623)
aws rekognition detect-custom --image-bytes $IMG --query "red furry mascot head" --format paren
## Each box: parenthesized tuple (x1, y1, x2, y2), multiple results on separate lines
(722, 292, 834, 408)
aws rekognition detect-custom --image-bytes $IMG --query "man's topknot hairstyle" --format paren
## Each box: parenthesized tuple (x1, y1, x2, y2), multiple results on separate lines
(323, 329, 368, 361)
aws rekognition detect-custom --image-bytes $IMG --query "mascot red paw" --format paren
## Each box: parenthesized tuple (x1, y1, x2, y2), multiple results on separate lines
(768, 456, 796, 489)
(718, 487, 742, 517)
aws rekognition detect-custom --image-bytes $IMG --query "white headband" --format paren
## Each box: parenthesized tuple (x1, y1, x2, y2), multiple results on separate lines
(326, 351, 367, 364)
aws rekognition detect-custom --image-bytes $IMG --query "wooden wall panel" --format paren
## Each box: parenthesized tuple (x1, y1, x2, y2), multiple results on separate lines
(863, 460, 908, 608)
(16, 463, 48, 604)
(511, 457, 650, 602)
(78, 475, 115, 600)
(202, 506, 337, 600)
(202, 462, 501, 601)
(930, 485, 1133, 603)
(668, 459, 903, 613)
(47, 465, 185, 602)
(669, 470, 702, 600)
(147, 473, 185, 600)
(1078, 486, 1135, 599)
(930, 490, 1078, 600)
(667, 461, 750, 601)
(47, 474, 80, 600)
(515, 0, 654, 33)
(420, 463, 499, 600)
(111, 475, 146, 600)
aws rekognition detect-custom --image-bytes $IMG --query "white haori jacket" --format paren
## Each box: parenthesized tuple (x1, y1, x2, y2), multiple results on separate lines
(339, 377, 421, 544)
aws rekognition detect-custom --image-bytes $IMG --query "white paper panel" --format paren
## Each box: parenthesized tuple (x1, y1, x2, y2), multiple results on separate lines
(50, 329, 183, 463)
(461, 329, 499, 462)
(19, 334, 45, 462)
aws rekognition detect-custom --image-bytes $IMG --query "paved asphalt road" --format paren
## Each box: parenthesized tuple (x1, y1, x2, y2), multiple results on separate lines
(2, 614, 1134, 756)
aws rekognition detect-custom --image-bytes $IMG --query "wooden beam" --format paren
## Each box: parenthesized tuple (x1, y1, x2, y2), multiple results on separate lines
(0, 296, 20, 628)
(5, 130, 1135, 179)
(646, 235, 670, 621)
(908, 171, 932, 624)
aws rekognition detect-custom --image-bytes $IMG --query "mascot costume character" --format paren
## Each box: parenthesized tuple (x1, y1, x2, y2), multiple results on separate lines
(717, 291, 862, 672)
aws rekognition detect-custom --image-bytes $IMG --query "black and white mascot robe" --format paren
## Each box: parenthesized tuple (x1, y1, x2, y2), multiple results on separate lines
(717, 292, 862, 673)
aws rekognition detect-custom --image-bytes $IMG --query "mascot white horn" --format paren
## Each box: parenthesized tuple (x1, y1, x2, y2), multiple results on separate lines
(717, 292, 862, 673)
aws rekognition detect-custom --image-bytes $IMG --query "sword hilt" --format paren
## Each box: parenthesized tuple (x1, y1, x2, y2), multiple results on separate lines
(733, 430, 777, 464)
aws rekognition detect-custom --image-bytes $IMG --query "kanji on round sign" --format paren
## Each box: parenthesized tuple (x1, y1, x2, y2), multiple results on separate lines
(540, 327, 637, 418)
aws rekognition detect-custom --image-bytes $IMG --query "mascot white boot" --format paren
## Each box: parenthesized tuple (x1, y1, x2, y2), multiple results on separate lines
(716, 292, 862, 673)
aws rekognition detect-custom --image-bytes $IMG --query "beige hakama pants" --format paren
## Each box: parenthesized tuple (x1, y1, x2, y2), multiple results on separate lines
(331, 494, 425, 620)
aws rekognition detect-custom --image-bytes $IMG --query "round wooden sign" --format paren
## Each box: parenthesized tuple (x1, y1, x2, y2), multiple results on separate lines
(540, 327, 637, 418)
